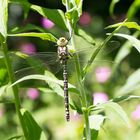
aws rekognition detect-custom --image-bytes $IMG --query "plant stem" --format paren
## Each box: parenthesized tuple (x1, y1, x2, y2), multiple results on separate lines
(65, 0, 91, 139)
(1, 40, 28, 138)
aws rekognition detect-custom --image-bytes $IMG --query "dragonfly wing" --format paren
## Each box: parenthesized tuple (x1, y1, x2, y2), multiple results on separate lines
(9, 52, 62, 79)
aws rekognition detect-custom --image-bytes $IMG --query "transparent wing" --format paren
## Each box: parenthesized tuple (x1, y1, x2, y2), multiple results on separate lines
(7, 40, 120, 78)
(8, 51, 62, 78)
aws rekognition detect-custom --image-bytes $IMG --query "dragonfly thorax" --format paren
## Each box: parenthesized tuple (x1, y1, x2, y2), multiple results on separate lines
(57, 46, 69, 63)
(57, 37, 68, 47)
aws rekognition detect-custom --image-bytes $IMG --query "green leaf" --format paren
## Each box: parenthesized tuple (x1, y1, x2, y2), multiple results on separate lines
(106, 22, 140, 31)
(82, 19, 127, 78)
(117, 69, 140, 94)
(10, 72, 79, 97)
(20, 108, 47, 140)
(62, 0, 66, 5)
(112, 31, 140, 71)
(44, 70, 79, 95)
(0, 68, 7, 82)
(7, 135, 23, 140)
(44, 71, 64, 97)
(89, 115, 106, 130)
(0, 0, 8, 37)
(0, 99, 14, 104)
(96, 102, 130, 127)
(9, 0, 67, 30)
(10, 24, 48, 34)
(8, 32, 57, 43)
(127, 0, 140, 20)
(0, 85, 7, 97)
(112, 95, 140, 103)
(31, 4, 67, 30)
(65, 0, 83, 28)
(75, 28, 95, 45)
(113, 33, 140, 53)
(109, 0, 120, 18)
(91, 129, 98, 140)
(10, 74, 63, 96)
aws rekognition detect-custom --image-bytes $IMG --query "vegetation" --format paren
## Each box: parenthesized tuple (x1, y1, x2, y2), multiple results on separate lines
(0, 0, 140, 139)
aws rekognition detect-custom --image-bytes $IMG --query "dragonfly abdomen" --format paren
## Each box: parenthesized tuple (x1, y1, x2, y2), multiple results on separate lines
(63, 62, 70, 121)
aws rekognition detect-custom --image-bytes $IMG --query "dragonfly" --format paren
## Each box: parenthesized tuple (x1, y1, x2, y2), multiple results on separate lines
(56, 37, 70, 121)
(3, 37, 120, 122)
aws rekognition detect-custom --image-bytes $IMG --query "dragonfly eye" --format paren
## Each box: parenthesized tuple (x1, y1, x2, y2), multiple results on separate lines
(57, 37, 68, 47)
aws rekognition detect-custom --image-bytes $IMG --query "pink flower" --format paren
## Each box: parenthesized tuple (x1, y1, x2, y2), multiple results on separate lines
(79, 11, 92, 26)
(131, 105, 140, 120)
(20, 43, 36, 54)
(27, 88, 39, 100)
(95, 66, 111, 83)
(93, 92, 109, 105)
(41, 17, 55, 29)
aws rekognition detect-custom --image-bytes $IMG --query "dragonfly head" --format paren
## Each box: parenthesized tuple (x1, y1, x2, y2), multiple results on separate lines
(57, 37, 68, 47)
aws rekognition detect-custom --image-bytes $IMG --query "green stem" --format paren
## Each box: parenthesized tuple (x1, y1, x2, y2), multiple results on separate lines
(65, 0, 91, 139)
(1, 39, 28, 138)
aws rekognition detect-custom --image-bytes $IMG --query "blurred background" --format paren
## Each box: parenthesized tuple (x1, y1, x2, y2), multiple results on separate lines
(0, 0, 140, 139)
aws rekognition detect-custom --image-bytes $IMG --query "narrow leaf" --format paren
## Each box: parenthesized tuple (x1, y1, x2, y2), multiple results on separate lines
(83, 19, 127, 77)
(106, 22, 140, 31)
(7, 135, 23, 140)
(109, 0, 120, 18)
(113, 33, 140, 53)
(118, 69, 140, 94)
(97, 102, 130, 127)
(0, 0, 8, 37)
(91, 129, 98, 140)
(89, 115, 106, 130)
(8, 33, 57, 43)
(10, 24, 48, 34)
(20, 108, 47, 140)
(127, 0, 140, 20)
(112, 95, 140, 103)
(10, 73, 79, 96)
(75, 28, 95, 45)
(112, 31, 140, 71)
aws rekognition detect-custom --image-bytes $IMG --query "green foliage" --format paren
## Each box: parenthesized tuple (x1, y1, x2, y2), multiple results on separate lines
(0, 0, 8, 37)
(106, 22, 140, 31)
(118, 69, 140, 95)
(20, 108, 47, 140)
(1, 0, 140, 140)
(89, 115, 106, 131)
(7, 135, 23, 140)
(96, 102, 130, 127)
(75, 28, 95, 45)
(8, 32, 57, 43)
(112, 95, 140, 102)
(113, 33, 140, 53)
(127, 0, 140, 20)
(88, 115, 106, 140)
(113, 31, 140, 70)
(82, 19, 127, 78)
(10, 24, 48, 34)
(10, 72, 79, 97)
(9, 0, 67, 30)
(109, 0, 120, 18)
(65, 0, 83, 29)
